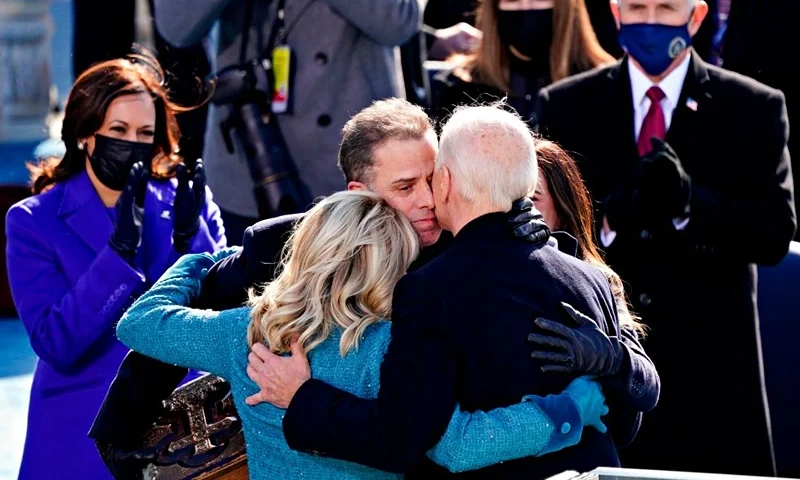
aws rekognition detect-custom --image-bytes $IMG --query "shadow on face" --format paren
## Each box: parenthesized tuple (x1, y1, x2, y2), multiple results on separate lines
(363, 130, 442, 247)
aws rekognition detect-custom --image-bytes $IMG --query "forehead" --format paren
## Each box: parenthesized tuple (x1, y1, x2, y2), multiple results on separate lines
(620, 0, 689, 7)
(104, 92, 156, 124)
(371, 131, 438, 181)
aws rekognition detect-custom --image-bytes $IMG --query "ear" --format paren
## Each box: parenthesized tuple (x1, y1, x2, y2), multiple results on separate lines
(347, 181, 368, 191)
(688, 1, 709, 36)
(440, 166, 452, 204)
(610, 0, 621, 29)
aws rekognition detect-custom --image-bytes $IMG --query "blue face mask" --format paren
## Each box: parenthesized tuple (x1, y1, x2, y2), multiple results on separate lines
(618, 22, 692, 76)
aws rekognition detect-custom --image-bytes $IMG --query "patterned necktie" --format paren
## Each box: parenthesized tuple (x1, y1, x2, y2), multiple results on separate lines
(637, 86, 667, 156)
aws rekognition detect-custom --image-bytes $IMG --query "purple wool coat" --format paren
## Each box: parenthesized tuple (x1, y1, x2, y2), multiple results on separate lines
(6, 170, 227, 479)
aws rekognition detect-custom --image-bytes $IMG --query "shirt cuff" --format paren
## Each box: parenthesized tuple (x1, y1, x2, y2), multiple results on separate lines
(673, 216, 690, 230)
(600, 227, 617, 247)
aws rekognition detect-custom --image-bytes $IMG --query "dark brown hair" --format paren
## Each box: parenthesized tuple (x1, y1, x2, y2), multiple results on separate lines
(28, 51, 184, 194)
(457, 0, 615, 90)
(337, 98, 433, 184)
(535, 138, 644, 333)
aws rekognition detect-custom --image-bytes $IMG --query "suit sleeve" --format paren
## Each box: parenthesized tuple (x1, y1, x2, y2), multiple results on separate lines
(89, 351, 190, 446)
(320, 0, 420, 45)
(282, 272, 458, 473)
(686, 90, 796, 265)
(196, 214, 299, 310)
(153, 0, 232, 47)
(607, 326, 660, 413)
(5, 204, 146, 372)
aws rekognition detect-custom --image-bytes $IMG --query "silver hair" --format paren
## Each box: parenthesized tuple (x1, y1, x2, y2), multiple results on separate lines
(436, 103, 537, 210)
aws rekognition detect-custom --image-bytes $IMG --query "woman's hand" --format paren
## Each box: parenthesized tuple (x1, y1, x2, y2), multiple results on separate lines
(173, 159, 207, 253)
(563, 376, 609, 433)
(528, 302, 623, 377)
(108, 162, 148, 265)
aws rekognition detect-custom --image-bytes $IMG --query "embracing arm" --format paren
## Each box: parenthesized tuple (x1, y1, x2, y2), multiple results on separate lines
(6, 205, 145, 372)
(429, 379, 604, 473)
(608, 326, 660, 413)
(116, 252, 246, 377)
(282, 272, 458, 473)
(321, 0, 420, 45)
(196, 214, 301, 310)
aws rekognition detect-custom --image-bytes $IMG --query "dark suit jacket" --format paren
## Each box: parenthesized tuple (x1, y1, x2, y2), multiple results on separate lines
(536, 50, 796, 476)
(282, 213, 622, 478)
(723, 0, 800, 238)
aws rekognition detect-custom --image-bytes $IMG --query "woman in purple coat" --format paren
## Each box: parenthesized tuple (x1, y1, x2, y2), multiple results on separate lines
(5, 53, 227, 479)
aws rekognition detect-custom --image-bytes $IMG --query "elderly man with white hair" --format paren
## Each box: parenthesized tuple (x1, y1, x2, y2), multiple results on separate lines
(254, 104, 625, 478)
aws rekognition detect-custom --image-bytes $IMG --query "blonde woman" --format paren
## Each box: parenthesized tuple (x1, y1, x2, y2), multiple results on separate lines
(117, 191, 609, 478)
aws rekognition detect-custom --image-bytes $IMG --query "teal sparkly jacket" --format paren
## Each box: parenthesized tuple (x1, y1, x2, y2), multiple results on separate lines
(117, 252, 586, 479)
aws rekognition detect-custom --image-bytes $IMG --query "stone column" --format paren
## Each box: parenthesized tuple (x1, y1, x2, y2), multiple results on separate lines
(0, 0, 53, 142)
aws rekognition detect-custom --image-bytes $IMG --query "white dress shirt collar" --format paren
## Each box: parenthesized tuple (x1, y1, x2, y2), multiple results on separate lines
(628, 53, 691, 111)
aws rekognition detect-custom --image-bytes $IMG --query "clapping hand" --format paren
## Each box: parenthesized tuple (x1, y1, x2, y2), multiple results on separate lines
(108, 162, 149, 265)
(173, 159, 207, 253)
(638, 138, 691, 220)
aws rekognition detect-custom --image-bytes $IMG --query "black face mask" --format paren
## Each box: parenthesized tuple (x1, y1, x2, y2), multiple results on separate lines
(498, 9, 554, 62)
(88, 134, 154, 191)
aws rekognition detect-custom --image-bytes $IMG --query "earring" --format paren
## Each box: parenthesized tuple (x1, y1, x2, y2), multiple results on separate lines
(77, 142, 85, 151)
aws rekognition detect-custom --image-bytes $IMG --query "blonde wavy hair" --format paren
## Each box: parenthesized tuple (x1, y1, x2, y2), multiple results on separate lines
(247, 191, 421, 356)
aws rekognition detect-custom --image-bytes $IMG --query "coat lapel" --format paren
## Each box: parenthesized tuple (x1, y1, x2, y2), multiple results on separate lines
(607, 57, 642, 173)
(665, 49, 712, 172)
(58, 171, 114, 254)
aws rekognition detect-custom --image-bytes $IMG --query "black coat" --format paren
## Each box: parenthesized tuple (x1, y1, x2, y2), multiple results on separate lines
(281, 213, 622, 478)
(536, 50, 796, 476)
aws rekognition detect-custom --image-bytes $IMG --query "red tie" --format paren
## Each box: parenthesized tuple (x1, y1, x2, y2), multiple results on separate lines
(637, 86, 666, 156)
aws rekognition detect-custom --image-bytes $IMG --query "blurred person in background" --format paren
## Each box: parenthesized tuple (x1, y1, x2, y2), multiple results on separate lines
(431, 0, 614, 122)
(5, 54, 226, 480)
(153, 0, 421, 245)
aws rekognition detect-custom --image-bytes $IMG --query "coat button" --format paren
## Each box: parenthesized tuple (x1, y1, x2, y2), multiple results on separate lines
(640, 229, 651, 240)
(317, 114, 331, 127)
(560, 422, 571, 434)
(314, 52, 328, 65)
(639, 293, 652, 306)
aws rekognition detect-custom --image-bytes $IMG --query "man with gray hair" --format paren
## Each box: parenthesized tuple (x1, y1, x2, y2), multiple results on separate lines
(252, 104, 625, 478)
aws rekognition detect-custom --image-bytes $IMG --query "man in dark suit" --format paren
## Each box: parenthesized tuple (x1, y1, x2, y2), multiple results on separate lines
(535, 0, 796, 475)
(243, 105, 625, 478)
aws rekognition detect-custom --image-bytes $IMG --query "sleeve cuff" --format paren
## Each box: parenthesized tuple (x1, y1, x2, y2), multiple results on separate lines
(673, 216, 690, 230)
(522, 392, 583, 455)
(600, 227, 617, 247)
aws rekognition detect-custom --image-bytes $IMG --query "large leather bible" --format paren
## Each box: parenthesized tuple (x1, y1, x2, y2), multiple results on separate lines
(103, 374, 249, 480)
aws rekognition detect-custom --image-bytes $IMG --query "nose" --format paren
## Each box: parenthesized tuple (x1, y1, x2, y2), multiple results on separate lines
(124, 131, 139, 142)
(417, 181, 435, 211)
(646, 7, 658, 23)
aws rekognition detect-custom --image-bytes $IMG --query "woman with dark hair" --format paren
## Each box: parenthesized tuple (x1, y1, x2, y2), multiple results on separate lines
(6, 53, 227, 479)
(432, 0, 614, 122)
(527, 139, 659, 446)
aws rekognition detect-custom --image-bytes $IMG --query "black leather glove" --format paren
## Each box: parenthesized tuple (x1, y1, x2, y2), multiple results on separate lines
(638, 138, 691, 220)
(108, 162, 148, 265)
(507, 197, 551, 244)
(96, 441, 157, 480)
(529, 302, 623, 377)
(603, 185, 638, 233)
(173, 159, 207, 253)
